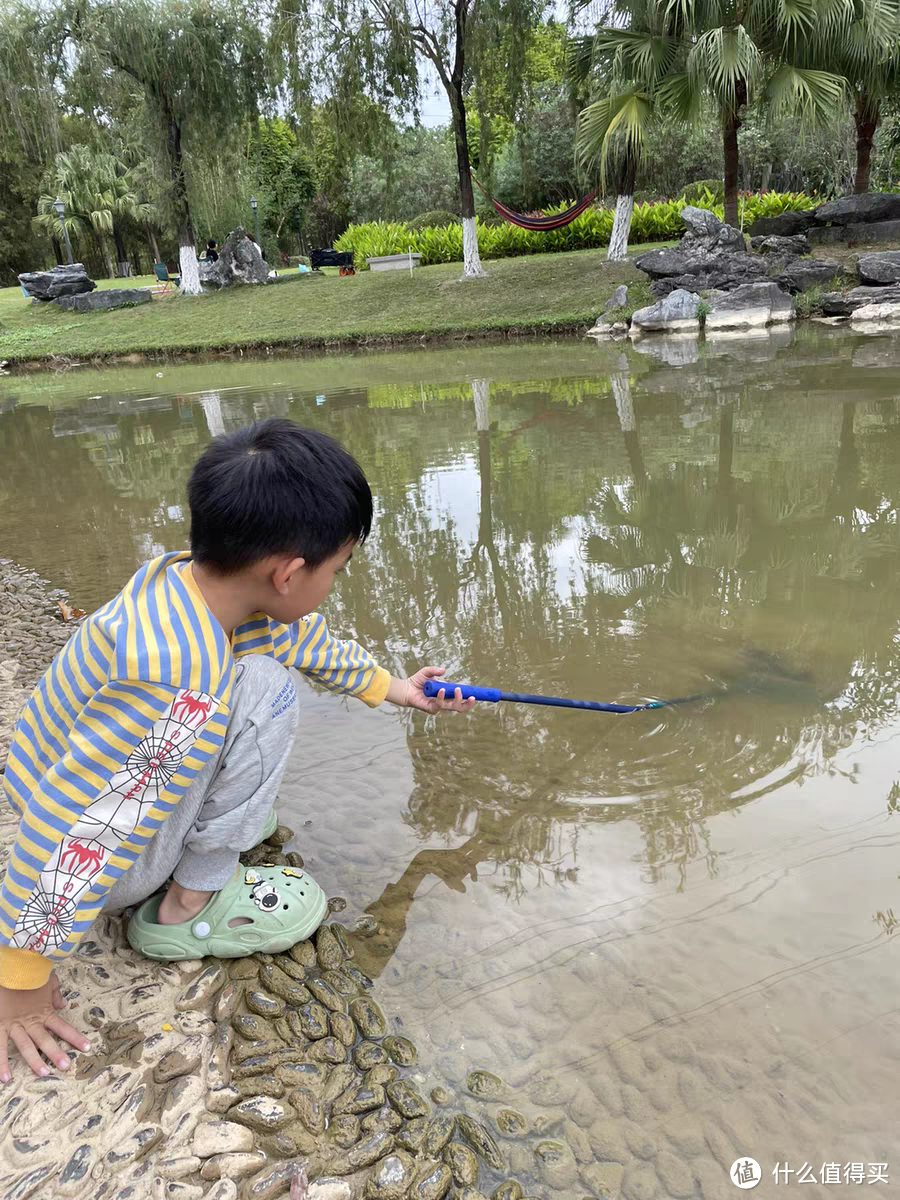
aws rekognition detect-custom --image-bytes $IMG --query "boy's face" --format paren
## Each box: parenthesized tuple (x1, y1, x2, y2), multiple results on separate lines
(267, 541, 355, 624)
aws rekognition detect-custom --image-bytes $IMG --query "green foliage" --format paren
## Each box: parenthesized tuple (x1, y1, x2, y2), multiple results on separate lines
(334, 190, 815, 266)
(793, 284, 830, 316)
(349, 127, 457, 225)
(408, 210, 459, 229)
(682, 179, 724, 204)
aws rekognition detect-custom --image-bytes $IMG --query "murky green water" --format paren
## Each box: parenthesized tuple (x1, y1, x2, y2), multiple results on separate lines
(3, 327, 900, 1197)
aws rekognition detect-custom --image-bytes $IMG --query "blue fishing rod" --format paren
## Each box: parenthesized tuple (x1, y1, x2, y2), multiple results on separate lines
(423, 680, 712, 714)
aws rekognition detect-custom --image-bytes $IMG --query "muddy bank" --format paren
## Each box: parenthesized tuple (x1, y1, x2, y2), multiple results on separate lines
(0, 561, 551, 1200)
(1, 323, 591, 373)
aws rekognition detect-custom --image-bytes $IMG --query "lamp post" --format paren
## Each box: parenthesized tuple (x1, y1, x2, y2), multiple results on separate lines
(53, 196, 74, 266)
(249, 195, 261, 249)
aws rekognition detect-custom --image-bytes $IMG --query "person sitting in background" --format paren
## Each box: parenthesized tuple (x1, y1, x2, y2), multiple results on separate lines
(203, 239, 218, 262)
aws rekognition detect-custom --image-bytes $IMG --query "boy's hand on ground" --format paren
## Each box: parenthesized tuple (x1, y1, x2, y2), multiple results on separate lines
(395, 667, 476, 714)
(0, 972, 91, 1081)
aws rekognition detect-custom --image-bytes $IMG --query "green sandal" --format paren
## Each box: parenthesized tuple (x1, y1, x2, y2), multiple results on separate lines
(127, 863, 327, 961)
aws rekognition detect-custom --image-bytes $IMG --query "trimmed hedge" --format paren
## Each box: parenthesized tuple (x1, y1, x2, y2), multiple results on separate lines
(335, 189, 817, 269)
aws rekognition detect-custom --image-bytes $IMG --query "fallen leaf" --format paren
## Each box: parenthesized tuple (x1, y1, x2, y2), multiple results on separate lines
(57, 600, 86, 622)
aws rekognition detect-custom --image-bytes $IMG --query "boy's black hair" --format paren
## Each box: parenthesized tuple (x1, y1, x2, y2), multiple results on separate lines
(207, 239, 217, 248)
(188, 418, 372, 572)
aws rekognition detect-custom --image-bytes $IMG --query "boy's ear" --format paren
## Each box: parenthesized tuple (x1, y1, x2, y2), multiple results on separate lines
(272, 556, 306, 595)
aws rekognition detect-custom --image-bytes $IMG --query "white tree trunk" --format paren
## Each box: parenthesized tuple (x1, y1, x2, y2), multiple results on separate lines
(607, 194, 635, 262)
(612, 373, 635, 432)
(462, 216, 485, 277)
(200, 392, 225, 437)
(179, 242, 202, 295)
(473, 378, 490, 432)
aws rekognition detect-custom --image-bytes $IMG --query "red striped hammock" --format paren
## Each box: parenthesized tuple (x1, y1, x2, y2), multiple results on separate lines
(472, 175, 601, 231)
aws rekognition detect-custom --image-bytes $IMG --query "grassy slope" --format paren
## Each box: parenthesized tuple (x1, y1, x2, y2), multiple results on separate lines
(0, 248, 668, 364)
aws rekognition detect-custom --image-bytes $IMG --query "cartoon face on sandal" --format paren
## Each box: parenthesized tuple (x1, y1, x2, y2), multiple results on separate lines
(250, 881, 281, 911)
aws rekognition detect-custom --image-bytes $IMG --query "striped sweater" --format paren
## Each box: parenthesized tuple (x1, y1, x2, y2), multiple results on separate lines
(0, 551, 389, 989)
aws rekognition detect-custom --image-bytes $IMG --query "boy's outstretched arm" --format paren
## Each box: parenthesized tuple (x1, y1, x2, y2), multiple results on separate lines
(385, 666, 476, 713)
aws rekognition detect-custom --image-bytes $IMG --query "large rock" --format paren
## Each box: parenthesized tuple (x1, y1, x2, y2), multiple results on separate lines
(746, 211, 816, 238)
(776, 259, 841, 293)
(821, 284, 900, 316)
(18, 263, 96, 301)
(637, 207, 774, 296)
(815, 192, 900, 225)
(809, 217, 900, 246)
(705, 282, 794, 330)
(54, 288, 151, 313)
(631, 288, 701, 333)
(751, 234, 810, 256)
(856, 251, 900, 285)
(850, 300, 900, 328)
(201, 228, 270, 288)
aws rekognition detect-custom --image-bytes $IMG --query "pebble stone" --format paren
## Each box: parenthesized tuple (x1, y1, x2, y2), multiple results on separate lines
(199, 1151, 268, 1181)
(191, 1121, 254, 1158)
(365, 1151, 416, 1199)
(445, 1141, 479, 1186)
(349, 997, 387, 1038)
(203, 1182, 238, 1200)
(383, 1036, 417, 1067)
(411, 1163, 453, 1200)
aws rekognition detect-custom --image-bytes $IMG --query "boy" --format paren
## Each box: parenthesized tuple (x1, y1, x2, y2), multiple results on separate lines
(0, 419, 472, 1080)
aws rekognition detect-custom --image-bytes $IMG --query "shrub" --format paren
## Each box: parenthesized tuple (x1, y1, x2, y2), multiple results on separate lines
(408, 209, 459, 229)
(682, 178, 725, 205)
(333, 190, 815, 268)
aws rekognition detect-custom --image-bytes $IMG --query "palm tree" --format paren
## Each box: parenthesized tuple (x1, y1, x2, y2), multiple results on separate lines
(797, 0, 900, 193)
(573, 0, 855, 232)
(570, 11, 692, 259)
(34, 145, 154, 277)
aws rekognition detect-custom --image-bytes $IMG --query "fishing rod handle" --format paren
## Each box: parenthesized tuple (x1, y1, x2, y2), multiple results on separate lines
(422, 681, 502, 702)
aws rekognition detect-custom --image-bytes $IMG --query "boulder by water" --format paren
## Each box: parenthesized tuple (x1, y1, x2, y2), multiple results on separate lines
(200, 227, 270, 288)
(635, 207, 770, 296)
(821, 285, 900, 316)
(705, 282, 794, 331)
(856, 251, 900, 286)
(18, 263, 96, 302)
(776, 259, 841, 294)
(630, 288, 701, 333)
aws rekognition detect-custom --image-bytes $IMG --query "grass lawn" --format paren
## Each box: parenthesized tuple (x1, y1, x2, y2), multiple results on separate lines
(0, 246, 673, 365)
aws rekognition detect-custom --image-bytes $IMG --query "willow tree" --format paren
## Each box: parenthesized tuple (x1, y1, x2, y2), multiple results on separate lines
(316, 0, 544, 277)
(73, 0, 268, 293)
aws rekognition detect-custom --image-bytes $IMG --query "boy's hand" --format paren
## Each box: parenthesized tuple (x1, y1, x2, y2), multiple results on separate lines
(390, 667, 476, 714)
(0, 973, 91, 1080)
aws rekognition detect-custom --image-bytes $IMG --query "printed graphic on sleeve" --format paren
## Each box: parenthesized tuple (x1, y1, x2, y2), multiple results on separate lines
(12, 690, 218, 954)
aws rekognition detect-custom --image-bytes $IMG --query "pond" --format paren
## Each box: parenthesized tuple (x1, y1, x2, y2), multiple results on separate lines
(2, 326, 900, 1198)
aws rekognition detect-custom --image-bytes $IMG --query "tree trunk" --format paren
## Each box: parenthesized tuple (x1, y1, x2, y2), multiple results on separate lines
(447, 1, 484, 278)
(112, 222, 128, 273)
(854, 93, 880, 194)
(146, 223, 161, 265)
(723, 82, 747, 228)
(51, 237, 63, 266)
(96, 231, 115, 279)
(607, 156, 637, 262)
(165, 109, 201, 294)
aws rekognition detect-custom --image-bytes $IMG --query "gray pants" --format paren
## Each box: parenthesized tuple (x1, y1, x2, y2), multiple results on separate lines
(105, 656, 299, 912)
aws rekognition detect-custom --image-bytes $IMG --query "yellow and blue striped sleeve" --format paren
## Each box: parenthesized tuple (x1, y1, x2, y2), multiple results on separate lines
(234, 613, 389, 708)
(0, 678, 225, 988)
